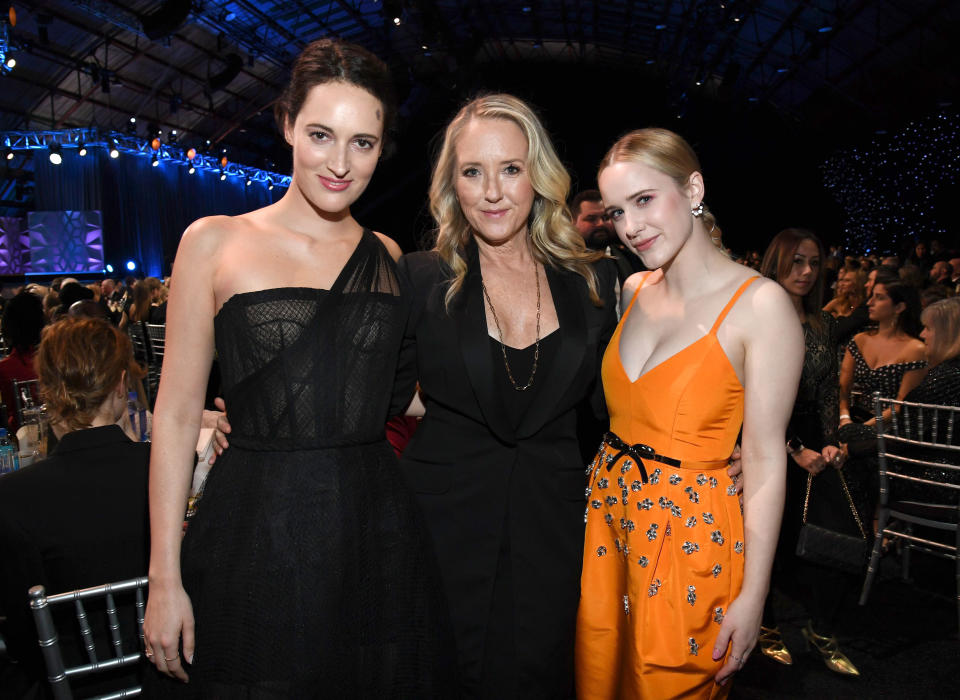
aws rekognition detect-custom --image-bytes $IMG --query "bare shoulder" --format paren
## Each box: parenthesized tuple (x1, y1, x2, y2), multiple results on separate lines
(903, 337, 926, 362)
(624, 268, 663, 301)
(179, 215, 240, 255)
(372, 230, 403, 262)
(735, 275, 797, 332)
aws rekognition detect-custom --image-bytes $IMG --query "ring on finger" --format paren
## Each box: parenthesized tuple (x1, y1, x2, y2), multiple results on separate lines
(164, 653, 179, 662)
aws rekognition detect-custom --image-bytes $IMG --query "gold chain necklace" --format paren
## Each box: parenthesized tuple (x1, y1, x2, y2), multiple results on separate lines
(481, 267, 541, 392)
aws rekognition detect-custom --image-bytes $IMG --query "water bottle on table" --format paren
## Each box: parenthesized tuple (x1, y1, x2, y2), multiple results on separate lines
(0, 428, 20, 475)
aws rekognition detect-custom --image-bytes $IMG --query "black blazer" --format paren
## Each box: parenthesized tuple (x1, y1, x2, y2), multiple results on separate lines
(0, 425, 150, 698)
(394, 245, 617, 698)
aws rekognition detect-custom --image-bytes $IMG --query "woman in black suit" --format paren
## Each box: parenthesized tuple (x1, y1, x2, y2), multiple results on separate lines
(392, 94, 617, 699)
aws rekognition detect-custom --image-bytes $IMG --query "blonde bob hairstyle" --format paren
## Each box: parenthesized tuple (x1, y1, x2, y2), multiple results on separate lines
(920, 296, 960, 367)
(598, 127, 722, 246)
(430, 93, 602, 310)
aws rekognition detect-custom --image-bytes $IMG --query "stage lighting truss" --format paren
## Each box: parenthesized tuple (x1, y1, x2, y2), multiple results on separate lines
(0, 128, 292, 190)
(1, 17, 15, 74)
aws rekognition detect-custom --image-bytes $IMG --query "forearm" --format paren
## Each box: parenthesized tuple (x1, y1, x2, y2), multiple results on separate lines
(148, 394, 203, 585)
(738, 447, 786, 601)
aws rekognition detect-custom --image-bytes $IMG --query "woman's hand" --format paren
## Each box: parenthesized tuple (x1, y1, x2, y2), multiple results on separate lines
(713, 592, 763, 686)
(726, 444, 743, 496)
(791, 447, 826, 475)
(206, 397, 232, 465)
(821, 444, 845, 469)
(143, 580, 195, 682)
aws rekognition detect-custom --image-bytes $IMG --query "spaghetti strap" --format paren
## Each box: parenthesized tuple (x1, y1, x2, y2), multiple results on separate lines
(621, 270, 658, 322)
(709, 276, 760, 335)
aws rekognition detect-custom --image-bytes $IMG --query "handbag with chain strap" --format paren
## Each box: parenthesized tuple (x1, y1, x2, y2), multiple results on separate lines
(795, 469, 868, 574)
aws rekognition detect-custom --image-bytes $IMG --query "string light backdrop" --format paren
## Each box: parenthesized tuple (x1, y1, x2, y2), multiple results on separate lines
(820, 109, 959, 254)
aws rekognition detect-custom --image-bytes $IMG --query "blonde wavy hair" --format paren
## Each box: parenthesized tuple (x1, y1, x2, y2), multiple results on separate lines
(598, 127, 723, 248)
(429, 93, 602, 310)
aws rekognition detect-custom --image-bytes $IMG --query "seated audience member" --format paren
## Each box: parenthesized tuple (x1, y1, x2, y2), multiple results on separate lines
(824, 266, 865, 318)
(836, 265, 898, 347)
(905, 296, 960, 406)
(67, 299, 110, 320)
(921, 285, 951, 310)
(55, 281, 95, 319)
(839, 277, 926, 427)
(118, 277, 161, 330)
(929, 260, 952, 287)
(41, 291, 60, 324)
(0, 292, 44, 432)
(949, 254, 960, 293)
(0, 317, 150, 698)
(899, 263, 926, 290)
(881, 255, 900, 268)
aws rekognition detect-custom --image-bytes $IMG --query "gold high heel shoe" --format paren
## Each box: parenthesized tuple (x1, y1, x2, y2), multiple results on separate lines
(801, 621, 860, 676)
(758, 625, 793, 665)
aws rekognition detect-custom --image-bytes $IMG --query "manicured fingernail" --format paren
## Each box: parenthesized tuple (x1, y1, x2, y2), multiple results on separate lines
(188, 653, 194, 664)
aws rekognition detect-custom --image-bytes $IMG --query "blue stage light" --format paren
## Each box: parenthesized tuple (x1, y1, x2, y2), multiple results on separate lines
(126, 260, 137, 271)
(106, 264, 114, 273)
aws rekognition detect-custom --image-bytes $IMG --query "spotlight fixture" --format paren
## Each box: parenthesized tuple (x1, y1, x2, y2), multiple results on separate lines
(5, 57, 14, 69)
(105, 263, 114, 273)
(78, 143, 87, 157)
(186, 147, 197, 160)
(169, 129, 178, 145)
(3, 147, 12, 161)
(151, 154, 159, 167)
(125, 260, 137, 272)
(219, 170, 226, 181)
(393, 17, 401, 25)
(267, 178, 274, 191)
(220, 155, 228, 168)
(126, 117, 137, 135)
(48, 142, 62, 165)
(245, 177, 252, 186)
(188, 164, 196, 174)
(151, 137, 161, 151)
(109, 139, 120, 158)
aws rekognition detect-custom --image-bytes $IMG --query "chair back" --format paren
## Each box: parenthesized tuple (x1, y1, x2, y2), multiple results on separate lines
(874, 391, 960, 511)
(144, 324, 165, 400)
(29, 576, 148, 700)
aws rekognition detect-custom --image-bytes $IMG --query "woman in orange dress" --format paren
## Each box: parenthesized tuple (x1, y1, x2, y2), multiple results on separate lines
(575, 129, 804, 699)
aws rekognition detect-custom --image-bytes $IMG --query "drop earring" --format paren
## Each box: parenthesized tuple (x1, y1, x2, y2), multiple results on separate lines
(691, 202, 704, 217)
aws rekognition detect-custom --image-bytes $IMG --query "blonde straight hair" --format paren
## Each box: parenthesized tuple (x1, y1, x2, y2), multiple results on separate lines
(920, 296, 960, 367)
(429, 94, 602, 310)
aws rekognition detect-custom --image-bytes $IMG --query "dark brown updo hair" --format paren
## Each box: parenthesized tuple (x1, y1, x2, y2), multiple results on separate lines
(36, 317, 145, 433)
(274, 38, 397, 154)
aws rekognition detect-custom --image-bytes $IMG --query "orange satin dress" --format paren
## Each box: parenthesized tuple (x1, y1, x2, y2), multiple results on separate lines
(576, 275, 759, 700)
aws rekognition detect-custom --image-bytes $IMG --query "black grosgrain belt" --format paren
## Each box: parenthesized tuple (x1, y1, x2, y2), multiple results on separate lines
(602, 431, 682, 483)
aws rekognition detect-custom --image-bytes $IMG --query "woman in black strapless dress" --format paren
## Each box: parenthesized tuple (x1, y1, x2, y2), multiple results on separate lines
(142, 40, 454, 698)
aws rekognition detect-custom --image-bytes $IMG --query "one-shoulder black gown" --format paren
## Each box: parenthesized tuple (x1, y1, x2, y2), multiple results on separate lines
(145, 230, 455, 699)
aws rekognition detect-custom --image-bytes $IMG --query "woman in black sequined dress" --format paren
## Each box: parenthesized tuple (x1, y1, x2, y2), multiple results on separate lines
(142, 40, 454, 698)
(758, 229, 863, 676)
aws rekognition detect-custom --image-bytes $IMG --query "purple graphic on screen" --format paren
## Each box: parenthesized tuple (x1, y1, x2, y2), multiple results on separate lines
(26, 210, 104, 273)
(0, 216, 29, 274)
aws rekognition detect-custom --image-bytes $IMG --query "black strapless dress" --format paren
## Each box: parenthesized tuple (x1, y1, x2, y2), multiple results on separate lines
(145, 230, 455, 698)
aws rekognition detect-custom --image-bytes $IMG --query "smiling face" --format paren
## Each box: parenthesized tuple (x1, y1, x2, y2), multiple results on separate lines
(453, 117, 535, 247)
(598, 159, 701, 268)
(285, 81, 384, 215)
(835, 269, 852, 296)
(780, 238, 821, 299)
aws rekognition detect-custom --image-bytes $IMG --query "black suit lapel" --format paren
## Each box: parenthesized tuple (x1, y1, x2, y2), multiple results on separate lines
(456, 246, 518, 445)
(517, 265, 586, 439)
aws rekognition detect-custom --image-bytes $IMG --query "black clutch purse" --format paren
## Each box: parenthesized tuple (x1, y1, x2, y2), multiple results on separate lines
(795, 470, 868, 574)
